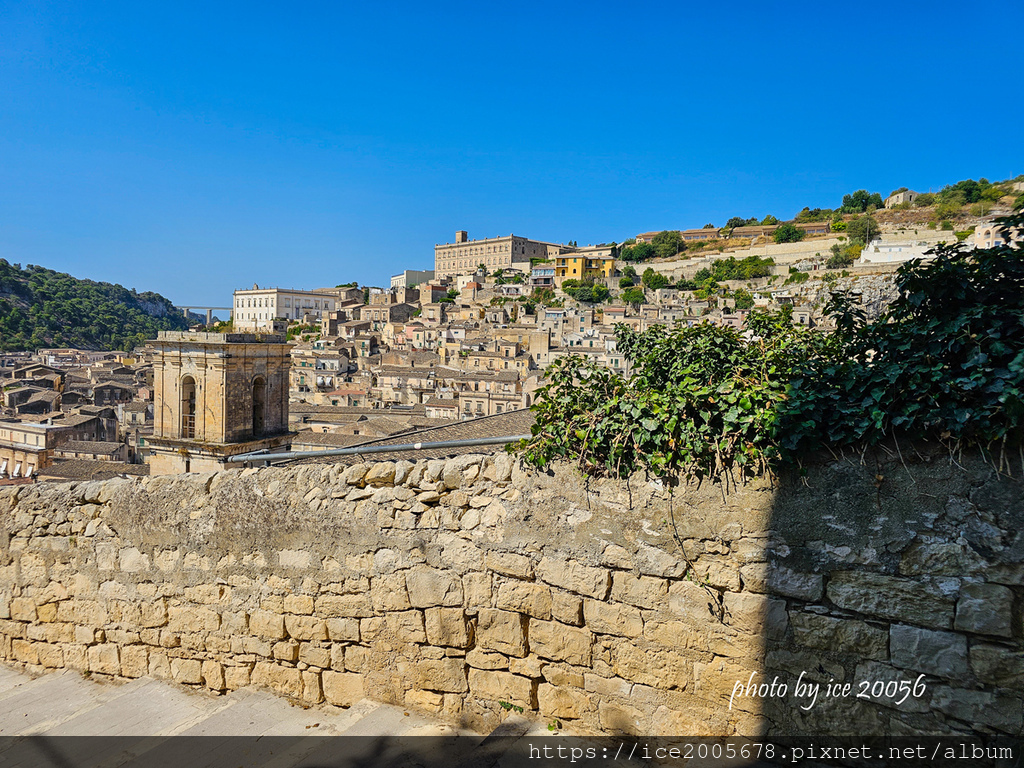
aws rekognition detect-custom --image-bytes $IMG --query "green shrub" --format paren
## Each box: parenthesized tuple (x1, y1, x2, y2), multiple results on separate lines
(519, 210, 1024, 483)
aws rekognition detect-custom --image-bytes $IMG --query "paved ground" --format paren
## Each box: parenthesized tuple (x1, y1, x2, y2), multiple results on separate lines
(0, 665, 558, 768)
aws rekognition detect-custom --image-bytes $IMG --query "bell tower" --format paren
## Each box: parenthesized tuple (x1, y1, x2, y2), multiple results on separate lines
(147, 331, 293, 474)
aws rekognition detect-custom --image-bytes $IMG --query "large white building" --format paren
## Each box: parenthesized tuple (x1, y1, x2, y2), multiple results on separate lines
(434, 231, 564, 279)
(857, 241, 935, 264)
(233, 285, 337, 330)
(390, 269, 435, 289)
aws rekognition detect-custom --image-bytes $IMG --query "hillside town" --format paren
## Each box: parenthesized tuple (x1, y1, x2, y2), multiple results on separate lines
(2, 188, 1022, 485)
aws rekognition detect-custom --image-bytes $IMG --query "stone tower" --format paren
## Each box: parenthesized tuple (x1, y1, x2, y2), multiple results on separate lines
(147, 331, 293, 475)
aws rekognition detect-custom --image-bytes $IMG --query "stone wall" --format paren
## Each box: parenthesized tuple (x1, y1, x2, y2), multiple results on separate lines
(0, 448, 1020, 739)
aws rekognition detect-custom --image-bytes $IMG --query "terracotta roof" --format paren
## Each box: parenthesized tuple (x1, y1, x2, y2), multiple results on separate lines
(290, 431, 368, 447)
(56, 440, 124, 454)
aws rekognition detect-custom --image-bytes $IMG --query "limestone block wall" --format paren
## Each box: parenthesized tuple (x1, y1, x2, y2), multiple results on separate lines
(0, 449, 1020, 739)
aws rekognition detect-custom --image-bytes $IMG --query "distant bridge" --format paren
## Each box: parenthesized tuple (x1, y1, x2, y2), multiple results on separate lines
(178, 305, 233, 326)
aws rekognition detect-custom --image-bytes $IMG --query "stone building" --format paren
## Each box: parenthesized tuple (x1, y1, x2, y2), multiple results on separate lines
(884, 189, 918, 208)
(232, 286, 337, 330)
(434, 231, 563, 279)
(147, 332, 293, 475)
(0, 420, 64, 480)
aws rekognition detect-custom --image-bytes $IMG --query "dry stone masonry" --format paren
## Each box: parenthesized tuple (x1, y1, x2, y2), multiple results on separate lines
(0, 448, 1020, 739)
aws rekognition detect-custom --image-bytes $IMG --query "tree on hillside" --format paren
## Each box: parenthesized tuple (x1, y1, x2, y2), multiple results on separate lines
(795, 207, 833, 223)
(761, 215, 779, 226)
(732, 289, 755, 309)
(846, 216, 880, 243)
(620, 242, 656, 263)
(621, 287, 646, 308)
(773, 222, 805, 243)
(641, 268, 670, 291)
(840, 190, 884, 213)
(651, 230, 685, 259)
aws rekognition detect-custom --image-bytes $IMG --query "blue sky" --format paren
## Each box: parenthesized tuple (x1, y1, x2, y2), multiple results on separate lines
(1, 1, 1022, 307)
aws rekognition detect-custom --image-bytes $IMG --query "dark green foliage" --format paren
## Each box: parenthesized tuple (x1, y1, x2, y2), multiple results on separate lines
(732, 289, 755, 309)
(651, 230, 685, 259)
(794, 207, 833, 223)
(519, 308, 822, 479)
(641, 269, 670, 291)
(784, 271, 810, 285)
(840, 189, 884, 213)
(286, 323, 320, 341)
(701, 255, 774, 282)
(0, 259, 188, 352)
(773, 223, 805, 243)
(620, 287, 646, 307)
(620, 242, 656, 263)
(782, 209, 1024, 454)
(725, 216, 760, 229)
(520, 209, 1024, 482)
(561, 280, 609, 304)
(826, 251, 854, 269)
(619, 276, 635, 288)
(846, 215, 880, 243)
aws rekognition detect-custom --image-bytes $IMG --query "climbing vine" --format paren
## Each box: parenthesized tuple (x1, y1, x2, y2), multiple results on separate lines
(519, 209, 1024, 482)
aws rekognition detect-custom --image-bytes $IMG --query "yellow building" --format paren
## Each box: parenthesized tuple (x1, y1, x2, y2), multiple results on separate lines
(554, 246, 618, 283)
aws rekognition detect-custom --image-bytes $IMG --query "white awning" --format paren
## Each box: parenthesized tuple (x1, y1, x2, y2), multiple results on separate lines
(13, 462, 22, 478)
(25, 465, 34, 478)
(0, 459, 7, 475)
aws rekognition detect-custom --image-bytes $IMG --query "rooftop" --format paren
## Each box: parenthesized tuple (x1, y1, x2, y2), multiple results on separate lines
(299, 409, 535, 466)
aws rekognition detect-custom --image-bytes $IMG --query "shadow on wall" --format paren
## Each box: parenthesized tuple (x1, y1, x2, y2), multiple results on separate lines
(755, 444, 1023, 744)
(0, 446, 1021, 758)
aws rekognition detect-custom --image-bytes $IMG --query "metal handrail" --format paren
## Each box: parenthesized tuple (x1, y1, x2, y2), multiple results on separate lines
(226, 434, 532, 464)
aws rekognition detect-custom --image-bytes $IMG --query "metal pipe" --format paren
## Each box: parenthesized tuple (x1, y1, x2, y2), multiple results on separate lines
(226, 434, 532, 464)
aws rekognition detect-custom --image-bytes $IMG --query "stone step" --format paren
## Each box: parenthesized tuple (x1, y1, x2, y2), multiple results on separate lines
(41, 677, 227, 736)
(174, 687, 362, 737)
(0, 666, 495, 768)
(0, 665, 28, 696)
(457, 713, 535, 768)
(0, 671, 125, 735)
(337, 700, 442, 737)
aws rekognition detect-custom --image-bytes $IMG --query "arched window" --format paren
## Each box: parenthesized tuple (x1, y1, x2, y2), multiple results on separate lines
(252, 377, 267, 435)
(181, 376, 196, 438)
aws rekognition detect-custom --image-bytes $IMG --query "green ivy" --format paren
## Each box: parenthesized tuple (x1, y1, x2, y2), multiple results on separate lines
(519, 209, 1024, 481)
(519, 306, 826, 480)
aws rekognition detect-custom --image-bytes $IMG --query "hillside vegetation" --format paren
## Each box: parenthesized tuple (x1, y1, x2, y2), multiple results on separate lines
(0, 260, 189, 352)
(521, 208, 1024, 482)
